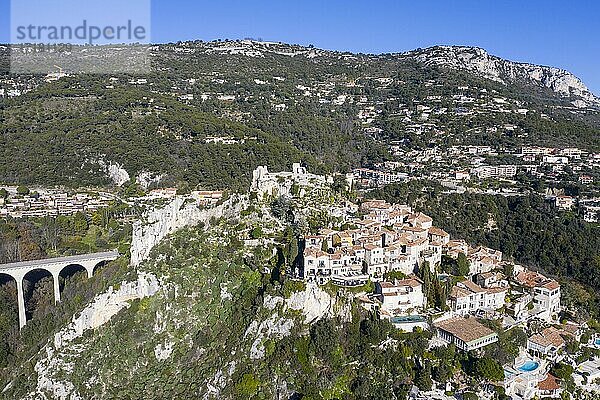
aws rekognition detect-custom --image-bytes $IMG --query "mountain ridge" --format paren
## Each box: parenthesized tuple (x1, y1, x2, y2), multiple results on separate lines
(405, 45, 599, 108)
(173, 40, 598, 108)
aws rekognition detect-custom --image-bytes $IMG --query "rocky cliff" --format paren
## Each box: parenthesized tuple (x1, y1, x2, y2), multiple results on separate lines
(408, 45, 600, 108)
(130, 195, 246, 266)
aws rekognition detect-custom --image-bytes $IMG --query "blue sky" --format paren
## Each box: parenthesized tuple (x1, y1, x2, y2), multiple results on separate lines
(1, 0, 599, 94)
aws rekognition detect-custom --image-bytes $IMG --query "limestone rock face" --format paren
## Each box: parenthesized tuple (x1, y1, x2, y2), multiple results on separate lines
(53, 273, 161, 349)
(285, 283, 339, 323)
(29, 272, 161, 400)
(410, 46, 600, 108)
(130, 195, 245, 266)
(96, 158, 130, 186)
(135, 171, 166, 190)
(245, 315, 294, 360)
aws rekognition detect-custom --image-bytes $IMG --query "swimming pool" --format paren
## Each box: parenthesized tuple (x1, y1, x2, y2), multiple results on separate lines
(517, 361, 540, 372)
(391, 315, 426, 323)
(595, 338, 600, 346)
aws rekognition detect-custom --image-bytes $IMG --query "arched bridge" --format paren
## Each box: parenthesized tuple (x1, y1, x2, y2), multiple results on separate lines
(0, 250, 120, 329)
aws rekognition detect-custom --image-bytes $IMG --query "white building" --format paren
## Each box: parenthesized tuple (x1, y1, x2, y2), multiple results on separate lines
(449, 280, 506, 316)
(515, 271, 561, 323)
(554, 195, 575, 210)
(376, 278, 426, 316)
(434, 316, 498, 351)
(473, 165, 517, 179)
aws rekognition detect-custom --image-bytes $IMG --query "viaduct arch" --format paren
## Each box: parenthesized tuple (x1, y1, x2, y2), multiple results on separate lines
(0, 250, 119, 329)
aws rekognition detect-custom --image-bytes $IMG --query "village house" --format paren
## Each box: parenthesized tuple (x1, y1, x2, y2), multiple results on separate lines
(554, 195, 575, 210)
(467, 246, 502, 275)
(515, 271, 561, 322)
(444, 240, 469, 258)
(434, 316, 498, 351)
(527, 326, 568, 360)
(375, 278, 426, 316)
(449, 280, 506, 316)
(537, 374, 562, 398)
(302, 200, 449, 284)
(505, 292, 533, 323)
(191, 190, 224, 205)
(428, 226, 450, 245)
(453, 170, 471, 181)
(476, 271, 508, 288)
(149, 188, 178, 198)
(472, 165, 517, 179)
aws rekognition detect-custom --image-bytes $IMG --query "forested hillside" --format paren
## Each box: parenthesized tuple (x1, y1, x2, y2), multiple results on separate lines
(1, 41, 599, 191)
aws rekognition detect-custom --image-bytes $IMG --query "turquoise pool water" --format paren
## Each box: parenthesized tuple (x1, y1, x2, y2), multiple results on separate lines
(518, 361, 539, 372)
(595, 338, 600, 346)
(391, 315, 426, 323)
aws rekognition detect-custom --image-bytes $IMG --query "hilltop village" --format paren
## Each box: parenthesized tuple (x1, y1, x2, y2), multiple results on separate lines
(250, 164, 600, 400)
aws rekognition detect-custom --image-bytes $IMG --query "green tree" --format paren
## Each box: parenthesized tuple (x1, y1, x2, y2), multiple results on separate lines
(414, 365, 433, 391)
(73, 212, 89, 234)
(331, 175, 348, 194)
(250, 227, 263, 239)
(235, 373, 260, 398)
(16, 186, 29, 196)
(457, 252, 470, 276)
(473, 356, 504, 382)
(321, 238, 329, 252)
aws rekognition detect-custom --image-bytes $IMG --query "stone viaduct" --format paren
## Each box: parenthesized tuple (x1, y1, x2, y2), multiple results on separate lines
(0, 250, 119, 329)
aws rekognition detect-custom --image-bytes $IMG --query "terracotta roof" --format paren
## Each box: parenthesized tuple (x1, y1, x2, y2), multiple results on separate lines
(304, 248, 328, 258)
(529, 327, 565, 348)
(485, 287, 507, 294)
(409, 212, 433, 223)
(516, 271, 560, 291)
(450, 286, 471, 299)
(538, 374, 560, 391)
(542, 280, 560, 290)
(434, 317, 496, 344)
(356, 219, 378, 226)
(428, 226, 449, 237)
(402, 226, 426, 233)
(409, 238, 428, 246)
(516, 270, 555, 289)
(459, 280, 486, 293)
(559, 323, 579, 336)
(396, 278, 422, 288)
(394, 237, 410, 246)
